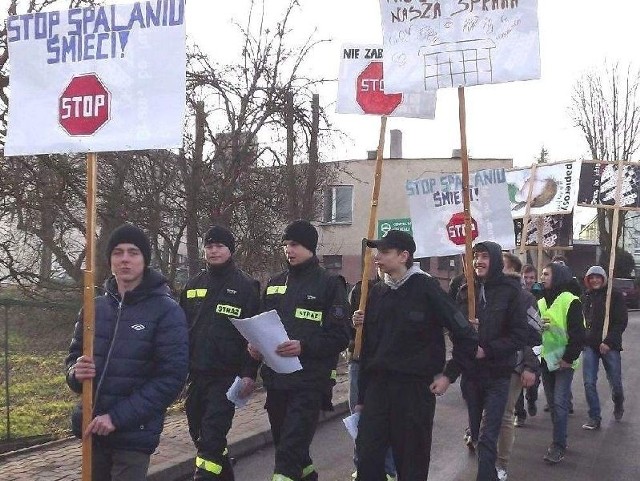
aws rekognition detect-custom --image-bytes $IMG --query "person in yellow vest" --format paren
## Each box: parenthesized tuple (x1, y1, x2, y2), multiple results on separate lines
(538, 262, 585, 464)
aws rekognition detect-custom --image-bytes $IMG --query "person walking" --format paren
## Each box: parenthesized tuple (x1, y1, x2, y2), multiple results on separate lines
(65, 224, 189, 481)
(538, 262, 585, 464)
(580, 265, 627, 430)
(180, 225, 261, 480)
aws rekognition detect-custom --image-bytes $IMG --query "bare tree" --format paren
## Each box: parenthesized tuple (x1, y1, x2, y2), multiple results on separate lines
(570, 62, 640, 257)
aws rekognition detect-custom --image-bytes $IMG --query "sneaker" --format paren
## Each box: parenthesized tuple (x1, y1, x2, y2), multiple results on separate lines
(543, 444, 565, 464)
(582, 418, 601, 430)
(614, 401, 624, 421)
(463, 428, 477, 451)
(386, 475, 397, 481)
(496, 467, 508, 481)
(527, 402, 537, 417)
(514, 416, 525, 427)
(569, 405, 574, 415)
(543, 404, 550, 412)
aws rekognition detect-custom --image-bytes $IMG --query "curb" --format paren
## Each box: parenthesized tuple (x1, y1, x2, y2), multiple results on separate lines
(148, 400, 350, 481)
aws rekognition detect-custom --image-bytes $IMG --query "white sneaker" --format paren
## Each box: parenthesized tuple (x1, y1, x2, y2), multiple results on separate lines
(497, 467, 508, 481)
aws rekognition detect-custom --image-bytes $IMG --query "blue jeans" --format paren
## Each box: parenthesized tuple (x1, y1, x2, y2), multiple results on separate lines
(348, 362, 396, 477)
(582, 346, 624, 421)
(461, 374, 510, 481)
(541, 362, 574, 449)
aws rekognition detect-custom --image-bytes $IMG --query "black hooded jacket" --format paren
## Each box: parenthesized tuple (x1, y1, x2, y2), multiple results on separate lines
(541, 263, 585, 364)
(456, 241, 528, 379)
(580, 279, 627, 351)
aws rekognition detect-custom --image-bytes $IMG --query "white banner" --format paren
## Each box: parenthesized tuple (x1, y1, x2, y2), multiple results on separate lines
(506, 161, 581, 218)
(406, 168, 515, 257)
(379, 0, 540, 93)
(4, 0, 186, 156)
(336, 44, 436, 118)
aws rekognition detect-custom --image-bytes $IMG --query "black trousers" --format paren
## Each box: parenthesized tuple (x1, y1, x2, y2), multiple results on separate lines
(186, 375, 236, 480)
(355, 376, 436, 481)
(265, 388, 322, 481)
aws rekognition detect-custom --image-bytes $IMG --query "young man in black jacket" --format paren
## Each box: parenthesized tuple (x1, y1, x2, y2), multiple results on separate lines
(180, 225, 261, 481)
(249, 220, 350, 481)
(580, 265, 627, 430)
(66, 224, 189, 481)
(353, 230, 478, 481)
(456, 241, 528, 481)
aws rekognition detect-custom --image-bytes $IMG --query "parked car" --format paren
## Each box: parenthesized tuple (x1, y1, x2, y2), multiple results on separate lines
(612, 278, 640, 309)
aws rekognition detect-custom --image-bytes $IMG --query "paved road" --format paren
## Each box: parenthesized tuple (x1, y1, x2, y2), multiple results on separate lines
(231, 313, 640, 481)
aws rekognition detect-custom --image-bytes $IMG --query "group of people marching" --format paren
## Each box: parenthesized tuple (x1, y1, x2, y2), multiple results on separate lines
(63, 223, 627, 481)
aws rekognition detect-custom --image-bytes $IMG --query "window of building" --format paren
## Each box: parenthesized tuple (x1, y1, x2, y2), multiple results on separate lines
(323, 255, 343, 270)
(323, 185, 353, 224)
(437, 255, 459, 271)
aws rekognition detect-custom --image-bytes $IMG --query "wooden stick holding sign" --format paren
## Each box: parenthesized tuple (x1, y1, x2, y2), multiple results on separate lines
(536, 216, 545, 275)
(519, 163, 539, 255)
(603, 158, 626, 340)
(457, 87, 476, 322)
(353, 116, 388, 360)
(82, 152, 98, 481)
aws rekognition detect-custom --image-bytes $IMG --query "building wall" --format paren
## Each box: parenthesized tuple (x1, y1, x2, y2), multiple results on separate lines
(316, 156, 513, 286)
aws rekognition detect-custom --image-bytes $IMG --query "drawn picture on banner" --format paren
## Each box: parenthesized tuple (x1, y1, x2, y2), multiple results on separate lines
(378, 0, 541, 93)
(336, 44, 437, 118)
(406, 168, 515, 257)
(514, 214, 573, 248)
(4, 0, 186, 156)
(577, 162, 640, 209)
(506, 162, 580, 218)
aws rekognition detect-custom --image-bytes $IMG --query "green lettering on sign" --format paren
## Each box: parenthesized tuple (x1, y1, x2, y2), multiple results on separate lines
(377, 218, 413, 239)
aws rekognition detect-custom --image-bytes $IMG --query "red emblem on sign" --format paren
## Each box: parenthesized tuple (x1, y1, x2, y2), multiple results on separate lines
(59, 74, 111, 136)
(356, 62, 402, 115)
(447, 212, 479, 246)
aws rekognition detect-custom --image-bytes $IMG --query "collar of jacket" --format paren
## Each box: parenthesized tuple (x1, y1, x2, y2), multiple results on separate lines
(288, 255, 319, 277)
(206, 258, 234, 278)
(104, 268, 170, 305)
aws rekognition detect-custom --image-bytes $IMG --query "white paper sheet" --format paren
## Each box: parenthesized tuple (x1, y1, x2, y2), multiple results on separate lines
(231, 310, 303, 374)
(342, 412, 360, 440)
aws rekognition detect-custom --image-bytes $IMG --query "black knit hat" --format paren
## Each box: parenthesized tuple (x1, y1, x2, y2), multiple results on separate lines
(282, 220, 318, 254)
(203, 225, 235, 253)
(106, 224, 151, 267)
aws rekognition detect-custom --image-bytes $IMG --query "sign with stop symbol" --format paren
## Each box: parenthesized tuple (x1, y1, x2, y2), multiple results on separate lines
(59, 74, 111, 136)
(356, 61, 402, 116)
(446, 212, 479, 246)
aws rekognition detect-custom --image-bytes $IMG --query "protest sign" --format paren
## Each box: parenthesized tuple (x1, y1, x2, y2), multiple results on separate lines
(406, 168, 515, 257)
(514, 213, 573, 248)
(378, 0, 540, 93)
(4, 0, 186, 155)
(336, 44, 436, 118)
(506, 162, 580, 218)
(578, 161, 640, 209)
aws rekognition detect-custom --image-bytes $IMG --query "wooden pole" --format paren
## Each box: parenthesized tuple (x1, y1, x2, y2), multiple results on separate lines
(353, 116, 387, 360)
(519, 163, 539, 255)
(603, 159, 625, 339)
(82, 152, 98, 481)
(536, 216, 545, 274)
(458, 87, 476, 321)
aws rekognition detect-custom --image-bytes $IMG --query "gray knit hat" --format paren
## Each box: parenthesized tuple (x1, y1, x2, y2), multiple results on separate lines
(585, 265, 607, 284)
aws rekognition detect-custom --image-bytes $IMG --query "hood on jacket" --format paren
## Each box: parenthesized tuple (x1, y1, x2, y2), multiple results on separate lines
(584, 265, 608, 290)
(543, 262, 580, 304)
(104, 267, 171, 304)
(473, 241, 504, 282)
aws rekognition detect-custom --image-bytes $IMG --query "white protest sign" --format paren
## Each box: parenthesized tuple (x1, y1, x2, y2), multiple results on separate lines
(506, 162, 581, 218)
(336, 44, 436, 119)
(4, 0, 186, 156)
(406, 168, 515, 257)
(379, 0, 540, 93)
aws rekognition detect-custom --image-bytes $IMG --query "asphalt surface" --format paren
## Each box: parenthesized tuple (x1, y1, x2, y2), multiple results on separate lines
(231, 312, 640, 481)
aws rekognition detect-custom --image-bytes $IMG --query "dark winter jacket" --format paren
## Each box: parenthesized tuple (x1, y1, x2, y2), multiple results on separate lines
(180, 259, 261, 378)
(65, 268, 189, 454)
(505, 273, 542, 375)
(456, 241, 528, 379)
(261, 256, 350, 391)
(357, 271, 478, 404)
(541, 262, 585, 364)
(580, 283, 627, 351)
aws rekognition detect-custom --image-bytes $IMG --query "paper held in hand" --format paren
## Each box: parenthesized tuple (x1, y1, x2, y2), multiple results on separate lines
(231, 310, 303, 374)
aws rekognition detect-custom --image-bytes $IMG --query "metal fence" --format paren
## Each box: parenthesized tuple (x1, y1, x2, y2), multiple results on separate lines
(0, 296, 80, 449)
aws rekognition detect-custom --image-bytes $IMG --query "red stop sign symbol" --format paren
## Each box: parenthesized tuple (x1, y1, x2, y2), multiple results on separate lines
(447, 212, 479, 246)
(59, 74, 111, 136)
(356, 61, 402, 115)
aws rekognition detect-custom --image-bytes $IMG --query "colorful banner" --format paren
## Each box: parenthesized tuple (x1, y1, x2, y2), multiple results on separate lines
(506, 162, 581, 218)
(406, 168, 515, 257)
(577, 161, 640, 209)
(514, 214, 573, 248)
(4, 0, 186, 156)
(379, 0, 540, 93)
(336, 44, 436, 118)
